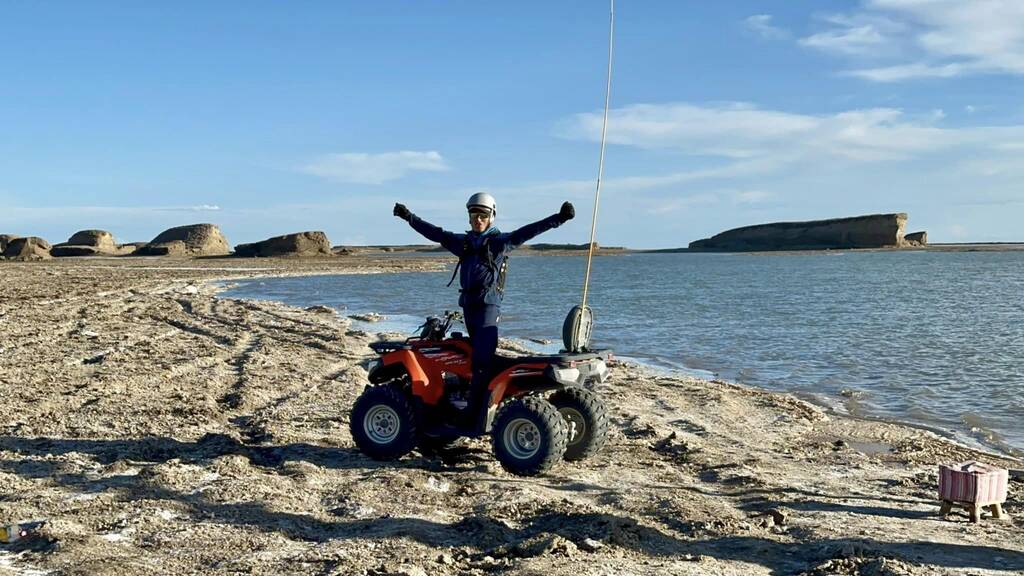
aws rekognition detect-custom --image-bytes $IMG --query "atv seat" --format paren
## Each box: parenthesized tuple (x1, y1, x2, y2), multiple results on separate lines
(490, 350, 608, 373)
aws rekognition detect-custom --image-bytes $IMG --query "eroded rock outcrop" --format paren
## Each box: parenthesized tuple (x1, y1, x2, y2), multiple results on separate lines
(68, 230, 116, 251)
(234, 231, 332, 258)
(51, 245, 100, 257)
(3, 237, 52, 260)
(137, 224, 231, 256)
(51, 229, 120, 257)
(0, 234, 20, 253)
(689, 213, 910, 251)
(904, 231, 928, 246)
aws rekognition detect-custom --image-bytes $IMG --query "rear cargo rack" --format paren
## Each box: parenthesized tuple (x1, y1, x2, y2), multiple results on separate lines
(368, 341, 412, 353)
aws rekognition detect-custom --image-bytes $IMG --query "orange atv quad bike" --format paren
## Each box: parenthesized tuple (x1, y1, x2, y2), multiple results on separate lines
(350, 311, 612, 476)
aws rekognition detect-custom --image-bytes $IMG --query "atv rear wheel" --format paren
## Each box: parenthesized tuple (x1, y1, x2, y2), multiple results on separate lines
(350, 384, 418, 460)
(550, 386, 608, 461)
(491, 396, 567, 476)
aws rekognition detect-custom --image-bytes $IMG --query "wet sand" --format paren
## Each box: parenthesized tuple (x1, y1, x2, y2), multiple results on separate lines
(0, 256, 1021, 575)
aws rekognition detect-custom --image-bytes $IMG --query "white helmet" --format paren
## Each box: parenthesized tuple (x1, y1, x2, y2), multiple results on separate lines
(466, 192, 497, 217)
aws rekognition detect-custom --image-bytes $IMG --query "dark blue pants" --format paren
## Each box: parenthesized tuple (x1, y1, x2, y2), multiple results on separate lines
(463, 304, 499, 428)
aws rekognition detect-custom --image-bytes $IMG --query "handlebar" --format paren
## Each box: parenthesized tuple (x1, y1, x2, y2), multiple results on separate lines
(410, 310, 464, 341)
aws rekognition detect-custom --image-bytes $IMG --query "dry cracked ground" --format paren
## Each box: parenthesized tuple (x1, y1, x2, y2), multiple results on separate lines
(0, 257, 1021, 576)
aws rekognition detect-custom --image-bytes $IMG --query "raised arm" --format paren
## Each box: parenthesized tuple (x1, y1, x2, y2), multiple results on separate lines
(394, 203, 464, 256)
(506, 202, 575, 248)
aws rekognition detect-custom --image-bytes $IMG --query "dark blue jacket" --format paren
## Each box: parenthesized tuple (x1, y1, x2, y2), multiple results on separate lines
(408, 213, 565, 307)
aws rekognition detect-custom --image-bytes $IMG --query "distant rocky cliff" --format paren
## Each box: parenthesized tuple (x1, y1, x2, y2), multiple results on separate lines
(689, 213, 912, 251)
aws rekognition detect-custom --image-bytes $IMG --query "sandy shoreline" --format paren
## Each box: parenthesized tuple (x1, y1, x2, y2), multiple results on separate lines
(0, 256, 1021, 575)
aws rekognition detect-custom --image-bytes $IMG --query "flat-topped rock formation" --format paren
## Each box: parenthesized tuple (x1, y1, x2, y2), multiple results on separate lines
(2, 237, 52, 260)
(136, 224, 231, 256)
(234, 231, 332, 258)
(689, 213, 914, 251)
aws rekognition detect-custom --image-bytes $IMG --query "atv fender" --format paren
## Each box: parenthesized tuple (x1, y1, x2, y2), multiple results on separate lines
(381, 350, 442, 405)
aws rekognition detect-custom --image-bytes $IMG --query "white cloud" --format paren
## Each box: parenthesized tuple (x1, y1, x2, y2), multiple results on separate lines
(733, 190, 774, 205)
(744, 14, 788, 40)
(636, 189, 773, 215)
(152, 204, 222, 212)
(845, 61, 968, 81)
(645, 193, 719, 215)
(562, 102, 967, 163)
(803, 0, 1024, 81)
(801, 25, 887, 55)
(299, 151, 449, 185)
(559, 103, 818, 158)
(465, 160, 775, 203)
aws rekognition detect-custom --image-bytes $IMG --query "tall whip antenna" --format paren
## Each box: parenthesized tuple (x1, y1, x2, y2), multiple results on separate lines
(581, 0, 614, 309)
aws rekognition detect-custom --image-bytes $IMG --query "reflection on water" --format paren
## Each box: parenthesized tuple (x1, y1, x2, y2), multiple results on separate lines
(221, 251, 1024, 456)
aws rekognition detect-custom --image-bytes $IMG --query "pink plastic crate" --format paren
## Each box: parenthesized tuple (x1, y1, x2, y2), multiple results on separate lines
(938, 461, 1008, 504)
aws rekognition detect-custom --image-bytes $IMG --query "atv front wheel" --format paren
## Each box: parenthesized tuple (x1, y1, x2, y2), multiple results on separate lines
(491, 396, 567, 476)
(550, 386, 608, 461)
(350, 384, 418, 460)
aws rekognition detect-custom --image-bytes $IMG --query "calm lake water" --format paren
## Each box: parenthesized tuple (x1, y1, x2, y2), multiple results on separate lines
(221, 251, 1024, 456)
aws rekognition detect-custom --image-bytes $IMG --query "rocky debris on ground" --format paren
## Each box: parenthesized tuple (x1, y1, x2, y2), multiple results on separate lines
(0, 257, 1020, 576)
(802, 556, 919, 576)
(349, 312, 385, 322)
(649, 431, 695, 461)
(234, 231, 332, 258)
(305, 305, 336, 314)
(136, 223, 231, 256)
(2, 236, 52, 260)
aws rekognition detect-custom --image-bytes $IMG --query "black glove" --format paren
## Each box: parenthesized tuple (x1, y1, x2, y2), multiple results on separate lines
(558, 201, 575, 222)
(393, 203, 411, 221)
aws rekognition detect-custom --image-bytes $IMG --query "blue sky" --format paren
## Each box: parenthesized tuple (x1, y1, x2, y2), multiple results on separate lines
(2, 1, 1023, 249)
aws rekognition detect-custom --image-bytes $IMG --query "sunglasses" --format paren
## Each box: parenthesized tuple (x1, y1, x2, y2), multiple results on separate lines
(469, 212, 491, 221)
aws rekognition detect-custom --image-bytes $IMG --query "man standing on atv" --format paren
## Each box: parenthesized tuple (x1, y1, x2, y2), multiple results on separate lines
(393, 193, 575, 432)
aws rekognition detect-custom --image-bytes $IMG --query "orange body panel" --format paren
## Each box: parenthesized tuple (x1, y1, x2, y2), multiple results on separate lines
(487, 363, 548, 408)
(381, 341, 553, 408)
(382, 340, 474, 406)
